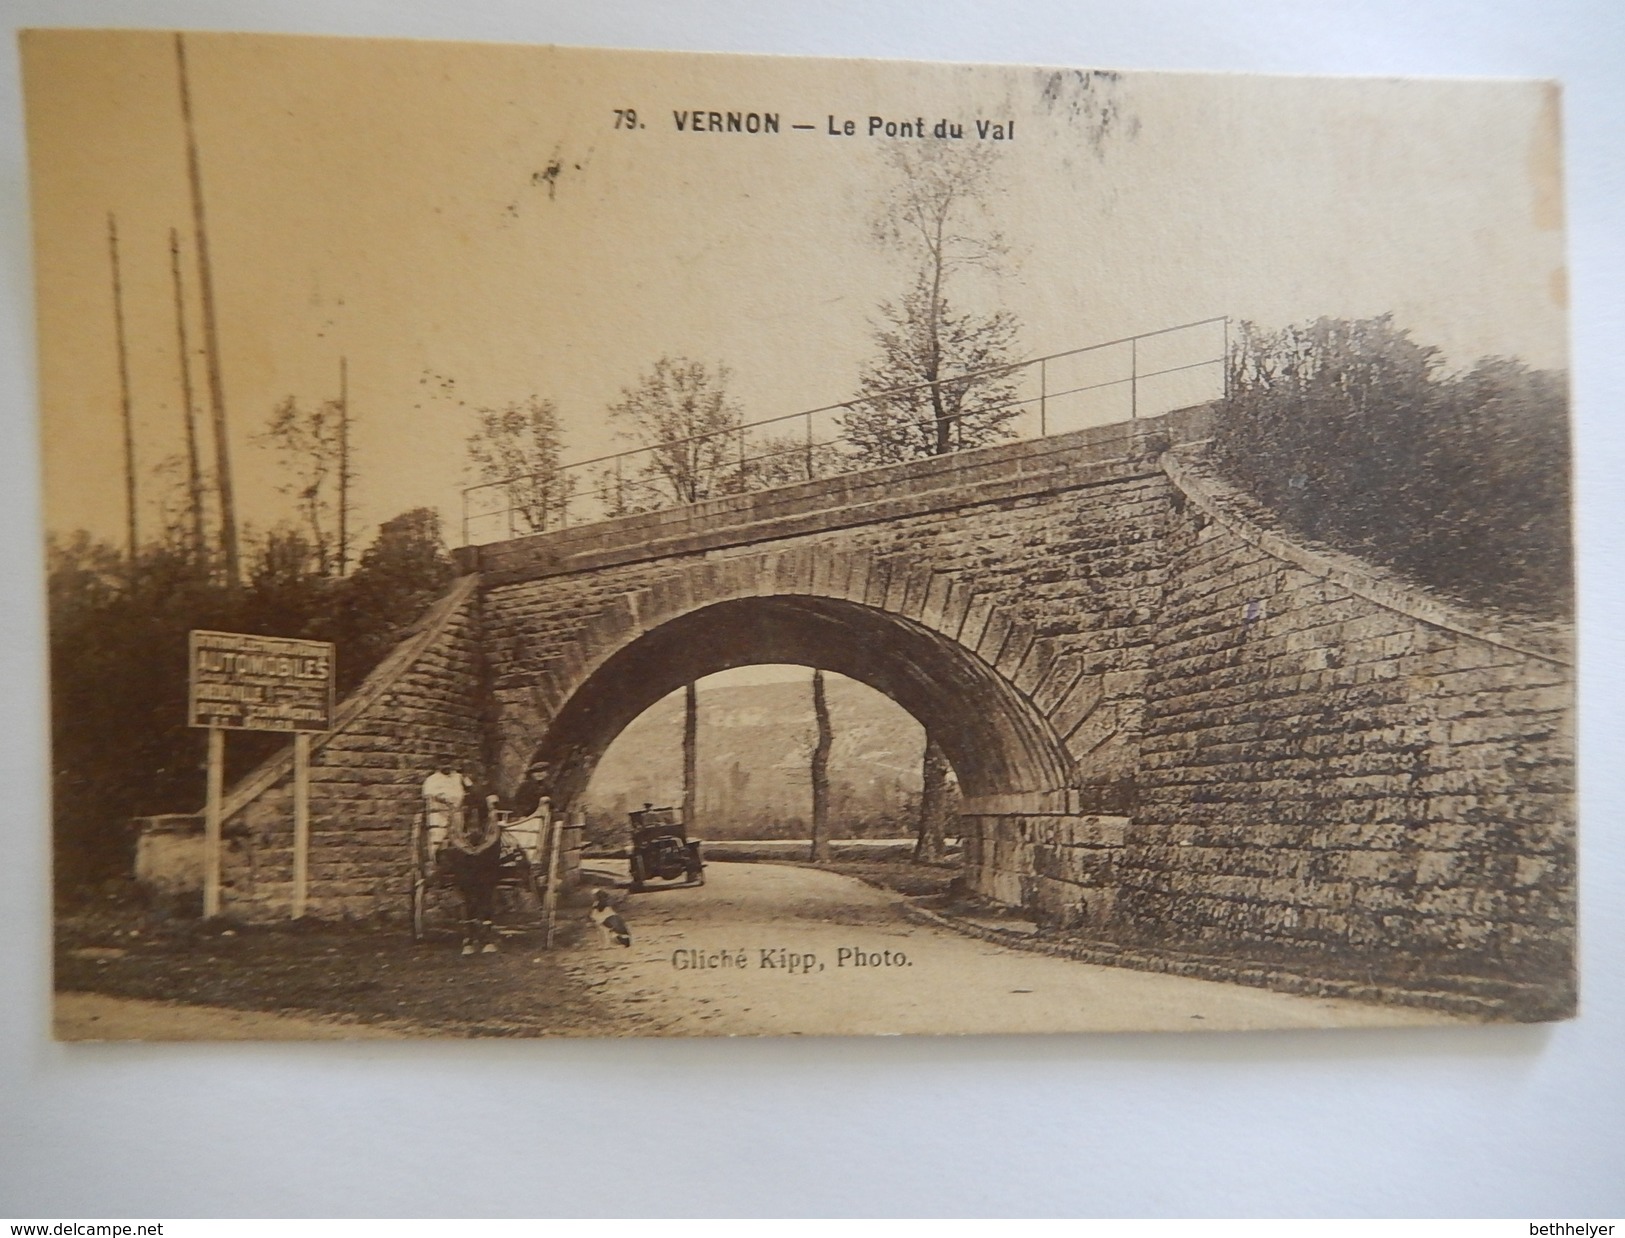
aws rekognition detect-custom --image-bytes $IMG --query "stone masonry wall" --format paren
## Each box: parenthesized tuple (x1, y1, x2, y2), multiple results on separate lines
(1124, 457, 1574, 1007)
(955, 454, 1574, 1011)
(961, 813, 1130, 931)
(217, 575, 486, 921)
(475, 420, 1179, 805)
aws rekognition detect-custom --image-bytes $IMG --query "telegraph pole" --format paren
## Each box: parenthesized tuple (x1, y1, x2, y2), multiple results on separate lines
(176, 32, 241, 588)
(107, 214, 138, 566)
(169, 227, 208, 570)
(337, 356, 350, 575)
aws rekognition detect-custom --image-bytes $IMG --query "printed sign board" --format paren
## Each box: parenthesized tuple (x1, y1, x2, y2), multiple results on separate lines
(188, 629, 335, 732)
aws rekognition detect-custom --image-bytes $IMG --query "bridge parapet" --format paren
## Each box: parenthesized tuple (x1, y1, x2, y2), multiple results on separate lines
(462, 406, 1214, 585)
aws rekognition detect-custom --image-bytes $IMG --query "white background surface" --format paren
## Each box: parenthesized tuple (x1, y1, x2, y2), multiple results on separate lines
(1, 0, 1621, 1219)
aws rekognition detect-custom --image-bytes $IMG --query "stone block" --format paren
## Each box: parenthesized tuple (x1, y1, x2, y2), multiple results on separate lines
(1066, 701, 1120, 756)
(977, 607, 1014, 666)
(862, 558, 892, 610)
(1060, 816, 1128, 847)
(958, 592, 997, 652)
(994, 621, 1038, 685)
(1031, 875, 1088, 928)
(1049, 672, 1105, 740)
(1032, 653, 1089, 716)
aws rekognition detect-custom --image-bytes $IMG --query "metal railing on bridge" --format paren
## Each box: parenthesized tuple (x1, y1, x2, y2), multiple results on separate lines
(461, 316, 1228, 545)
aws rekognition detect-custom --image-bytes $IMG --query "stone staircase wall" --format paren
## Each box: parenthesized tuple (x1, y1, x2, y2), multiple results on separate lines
(215, 574, 486, 921)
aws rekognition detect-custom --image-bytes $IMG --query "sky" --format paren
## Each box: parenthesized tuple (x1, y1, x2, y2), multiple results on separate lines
(23, 30, 1568, 553)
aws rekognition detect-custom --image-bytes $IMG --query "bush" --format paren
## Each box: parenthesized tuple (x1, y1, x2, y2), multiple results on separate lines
(49, 510, 454, 892)
(1211, 316, 1571, 621)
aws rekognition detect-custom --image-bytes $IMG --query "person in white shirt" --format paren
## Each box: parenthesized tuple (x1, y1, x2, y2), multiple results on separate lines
(421, 763, 471, 852)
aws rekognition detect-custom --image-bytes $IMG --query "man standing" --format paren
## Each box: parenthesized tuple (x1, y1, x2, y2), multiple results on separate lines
(506, 759, 553, 875)
(510, 759, 549, 821)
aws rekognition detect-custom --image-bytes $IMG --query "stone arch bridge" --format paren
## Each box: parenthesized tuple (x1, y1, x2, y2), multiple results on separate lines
(213, 406, 1574, 1015)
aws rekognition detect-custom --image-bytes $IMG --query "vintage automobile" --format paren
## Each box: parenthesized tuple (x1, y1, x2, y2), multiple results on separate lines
(628, 804, 705, 892)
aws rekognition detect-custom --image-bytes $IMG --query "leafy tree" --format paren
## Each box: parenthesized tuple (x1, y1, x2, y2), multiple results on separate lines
(609, 356, 744, 506)
(48, 507, 458, 895)
(844, 278, 1022, 465)
(49, 534, 229, 891)
(244, 524, 332, 639)
(350, 507, 453, 597)
(1213, 315, 1571, 621)
(47, 529, 126, 618)
(844, 144, 1023, 465)
(330, 508, 455, 692)
(466, 397, 572, 533)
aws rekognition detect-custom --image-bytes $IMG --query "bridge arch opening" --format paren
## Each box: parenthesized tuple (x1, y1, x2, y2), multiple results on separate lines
(581, 664, 926, 840)
(528, 595, 1074, 813)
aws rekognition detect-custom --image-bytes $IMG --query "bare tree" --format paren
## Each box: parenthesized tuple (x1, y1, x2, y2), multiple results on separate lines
(741, 431, 844, 488)
(809, 668, 832, 862)
(873, 141, 1010, 282)
(682, 681, 699, 830)
(257, 394, 353, 576)
(915, 736, 952, 864)
(466, 396, 571, 533)
(608, 356, 744, 506)
(607, 360, 738, 806)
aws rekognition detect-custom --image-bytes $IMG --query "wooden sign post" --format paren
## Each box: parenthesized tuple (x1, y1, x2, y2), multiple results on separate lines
(292, 732, 312, 919)
(189, 630, 335, 919)
(202, 725, 224, 919)
(540, 800, 563, 949)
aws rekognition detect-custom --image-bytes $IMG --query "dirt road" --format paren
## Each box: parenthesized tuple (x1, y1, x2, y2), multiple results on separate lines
(52, 861, 1460, 1039)
(54, 992, 415, 1040)
(561, 861, 1460, 1035)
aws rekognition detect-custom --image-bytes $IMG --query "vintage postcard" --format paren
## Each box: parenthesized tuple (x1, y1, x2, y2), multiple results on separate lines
(25, 31, 1573, 1038)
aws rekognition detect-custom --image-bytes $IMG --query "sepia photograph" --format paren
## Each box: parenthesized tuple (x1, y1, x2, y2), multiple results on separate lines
(25, 29, 1574, 1040)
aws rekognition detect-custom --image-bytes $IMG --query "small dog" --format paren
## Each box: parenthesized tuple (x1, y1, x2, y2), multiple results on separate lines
(590, 889, 632, 948)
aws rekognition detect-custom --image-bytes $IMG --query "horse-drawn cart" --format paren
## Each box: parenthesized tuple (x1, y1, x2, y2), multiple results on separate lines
(408, 805, 555, 941)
